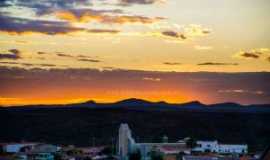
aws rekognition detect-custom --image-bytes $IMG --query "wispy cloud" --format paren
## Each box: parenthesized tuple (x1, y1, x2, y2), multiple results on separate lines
(37, 51, 47, 55)
(194, 45, 213, 51)
(88, 29, 120, 34)
(0, 49, 21, 60)
(0, 61, 58, 68)
(184, 24, 211, 37)
(78, 59, 101, 63)
(240, 52, 260, 59)
(161, 31, 186, 39)
(118, 0, 165, 6)
(218, 89, 264, 95)
(55, 52, 102, 63)
(56, 53, 74, 58)
(234, 48, 270, 62)
(163, 62, 181, 65)
(198, 62, 238, 66)
(142, 77, 161, 82)
(54, 10, 165, 24)
(38, 63, 58, 67)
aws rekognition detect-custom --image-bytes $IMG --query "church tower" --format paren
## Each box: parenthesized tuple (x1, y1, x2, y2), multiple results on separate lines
(118, 123, 136, 160)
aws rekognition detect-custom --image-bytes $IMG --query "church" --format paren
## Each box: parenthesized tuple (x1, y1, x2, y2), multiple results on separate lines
(117, 123, 190, 160)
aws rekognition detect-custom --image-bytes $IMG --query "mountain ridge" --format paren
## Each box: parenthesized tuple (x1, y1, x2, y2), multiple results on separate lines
(1, 98, 270, 113)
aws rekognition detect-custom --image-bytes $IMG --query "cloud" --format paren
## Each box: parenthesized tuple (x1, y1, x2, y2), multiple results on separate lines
(184, 25, 211, 37)
(78, 59, 101, 63)
(21, 63, 35, 67)
(0, 0, 165, 28)
(1, 0, 92, 16)
(0, 49, 21, 60)
(163, 62, 181, 66)
(55, 52, 102, 62)
(77, 55, 93, 58)
(194, 45, 213, 51)
(197, 62, 238, 66)
(39, 64, 57, 67)
(142, 77, 161, 82)
(0, 15, 120, 35)
(218, 89, 265, 95)
(54, 10, 165, 24)
(0, 62, 35, 67)
(57, 53, 74, 58)
(240, 52, 260, 59)
(37, 8, 123, 17)
(88, 29, 120, 34)
(161, 31, 186, 39)
(0, 61, 58, 67)
(102, 66, 119, 70)
(234, 48, 270, 62)
(37, 52, 47, 55)
(0, 15, 84, 35)
(159, 25, 211, 41)
(0, 62, 20, 65)
(9, 49, 20, 55)
(118, 0, 165, 5)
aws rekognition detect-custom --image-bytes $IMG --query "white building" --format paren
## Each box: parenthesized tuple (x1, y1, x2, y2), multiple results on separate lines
(118, 123, 137, 160)
(2, 143, 37, 153)
(117, 123, 189, 160)
(193, 140, 247, 154)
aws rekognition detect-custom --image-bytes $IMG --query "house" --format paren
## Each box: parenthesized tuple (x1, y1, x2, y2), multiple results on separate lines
(31, 144, 60, 153)
(2, 143, 37, 153)
(13, 153, 28, 160)
(30, 153, 54, 160)
(193, 141, 247, 154)
(182, 155, 220, 160)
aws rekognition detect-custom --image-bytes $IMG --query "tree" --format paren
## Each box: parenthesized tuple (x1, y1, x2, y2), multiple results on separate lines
(0, 146, 3, 154)
(186, 138, 197, 148)
(129, 149, 141, 160)
(177, 151, 185, 160)
(100, 146, 114, 156)
(53, 153, 62, 160)
(149, 148, 163, 160)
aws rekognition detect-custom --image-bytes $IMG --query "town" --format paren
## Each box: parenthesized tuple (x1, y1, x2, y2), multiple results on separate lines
(0, 123, 268, 160)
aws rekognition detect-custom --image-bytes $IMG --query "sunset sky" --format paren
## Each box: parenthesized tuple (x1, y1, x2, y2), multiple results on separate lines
(0, 0, 270, 106)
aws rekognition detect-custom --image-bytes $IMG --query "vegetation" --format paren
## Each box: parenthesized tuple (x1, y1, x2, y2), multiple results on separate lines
(129, 149, 141, 160)
(0, 107, 269, 152)
(186, 137, 197, 148)
(149, 147, 163, 160)
(100, 146, 114, 156)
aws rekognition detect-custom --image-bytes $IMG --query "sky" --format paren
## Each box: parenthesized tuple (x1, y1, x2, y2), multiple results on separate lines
(0, 0, 270, 106)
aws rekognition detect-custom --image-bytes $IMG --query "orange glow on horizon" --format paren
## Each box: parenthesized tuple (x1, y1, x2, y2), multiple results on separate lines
(0, 91, 193, 106)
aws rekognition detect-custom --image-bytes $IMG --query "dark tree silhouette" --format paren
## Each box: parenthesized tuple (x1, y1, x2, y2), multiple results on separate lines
(129, 149, 141, 160)
(150, 148, 163, 160)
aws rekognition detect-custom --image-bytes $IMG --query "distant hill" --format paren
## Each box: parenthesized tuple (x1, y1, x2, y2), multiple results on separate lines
(0, 99, 270, 152)
(5, 98, 270, 113)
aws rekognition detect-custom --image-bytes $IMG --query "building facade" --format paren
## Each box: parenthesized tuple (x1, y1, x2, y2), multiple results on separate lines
(193, 141, 247, 154)
(2, 143, 37, 153)
(117, 123, 189, 160)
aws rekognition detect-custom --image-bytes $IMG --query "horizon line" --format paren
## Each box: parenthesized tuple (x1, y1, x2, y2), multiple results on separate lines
(1, 97, 269, 108)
